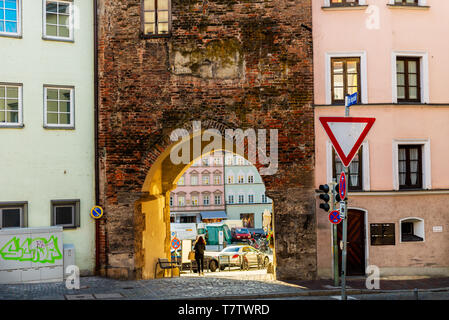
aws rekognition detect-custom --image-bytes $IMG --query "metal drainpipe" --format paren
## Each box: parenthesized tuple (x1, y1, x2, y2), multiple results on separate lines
(93, 0, 100, 275)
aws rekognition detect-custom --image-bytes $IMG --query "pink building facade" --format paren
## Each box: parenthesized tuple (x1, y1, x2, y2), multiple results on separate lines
(170, 151, 225, 223)
(314, 0, 449, 278)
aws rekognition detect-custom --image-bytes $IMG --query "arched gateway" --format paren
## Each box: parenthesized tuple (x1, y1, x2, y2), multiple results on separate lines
(97, 0, 316, 281)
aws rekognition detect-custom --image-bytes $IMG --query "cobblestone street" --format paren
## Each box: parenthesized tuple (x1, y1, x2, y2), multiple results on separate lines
(1, 272, 449, 300)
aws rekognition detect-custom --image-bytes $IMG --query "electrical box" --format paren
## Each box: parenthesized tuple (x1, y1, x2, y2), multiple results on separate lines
(63, 244, 75, 279)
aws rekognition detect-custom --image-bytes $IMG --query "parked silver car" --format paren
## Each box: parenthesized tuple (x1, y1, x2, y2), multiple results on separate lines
(217, 245, 270, 270)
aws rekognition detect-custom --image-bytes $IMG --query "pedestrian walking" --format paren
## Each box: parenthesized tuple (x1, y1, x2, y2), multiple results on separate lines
(194, 236, 206, 276)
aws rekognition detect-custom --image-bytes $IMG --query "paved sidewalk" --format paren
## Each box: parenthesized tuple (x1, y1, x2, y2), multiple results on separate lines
(0, 274, 448, 300)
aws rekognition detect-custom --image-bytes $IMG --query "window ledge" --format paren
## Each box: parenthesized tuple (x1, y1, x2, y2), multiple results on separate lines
(0, 33, 22, 39)
(322, 5, 368, 11)
(387, 4, 430, 10)
(42, 36, 75, 43)
(140, 33, 171, 40)
(0, 124, 24, 129)
(44, 125, 75, 130)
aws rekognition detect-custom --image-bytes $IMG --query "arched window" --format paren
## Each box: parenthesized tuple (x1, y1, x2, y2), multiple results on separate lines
(400, 217, 424, 242)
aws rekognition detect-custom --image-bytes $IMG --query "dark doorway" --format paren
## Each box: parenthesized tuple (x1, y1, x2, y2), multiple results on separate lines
(337, 209, 366, 276)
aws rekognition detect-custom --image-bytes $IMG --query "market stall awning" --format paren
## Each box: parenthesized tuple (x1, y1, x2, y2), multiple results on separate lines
(200, 211, 227, 220)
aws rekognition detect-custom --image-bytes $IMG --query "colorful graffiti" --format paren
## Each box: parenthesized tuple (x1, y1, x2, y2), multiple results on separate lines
(0, 236, 63, 263)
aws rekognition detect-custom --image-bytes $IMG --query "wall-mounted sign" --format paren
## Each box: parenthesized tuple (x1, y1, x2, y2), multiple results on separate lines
(433, 226, 443, 233)
(370, 223, 395, 246)
(90, 206, 104, 220)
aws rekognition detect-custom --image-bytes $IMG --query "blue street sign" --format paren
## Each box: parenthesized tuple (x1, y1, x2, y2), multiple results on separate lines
(345, 92, 358, 108)
(91, 206, 104, 220)
(339, 172, 347, 200)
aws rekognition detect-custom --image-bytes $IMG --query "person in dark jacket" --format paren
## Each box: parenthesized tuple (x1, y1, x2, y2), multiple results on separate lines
(194, 236, 206, 276)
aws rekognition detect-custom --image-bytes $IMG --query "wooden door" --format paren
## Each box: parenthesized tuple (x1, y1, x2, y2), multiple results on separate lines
(337, 209, 366, 276)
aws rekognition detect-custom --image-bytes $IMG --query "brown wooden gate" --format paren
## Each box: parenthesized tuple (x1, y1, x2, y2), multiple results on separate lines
(337, 209, 366, 276)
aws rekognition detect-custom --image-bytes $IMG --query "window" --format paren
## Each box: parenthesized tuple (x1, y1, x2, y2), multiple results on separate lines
(400, 218, 424, 242)
(331, 57, 360, 105)
(333, 148, 363, 191)
(44, 0, 73, 41)
(178, 196, 185, 206)
(226, 156, 232, 165)
(248, 195, 254, 203)
(180, 216, 196, 223)
(0, 0, 20, 36)
(0, 84, 22, 127)
(330, 0, 361, 6)
(214, 195, 221, 205)
(213, 175, 221, 185)
(393, 0, 418, 5)
(238, 195, 244, 204)
(190, 175, 198, 186)
(227, 175, 234, 184)
(170, 195, 173, 206)
(51, 200, 80, 229)
(142, 0, 170, 36)
(203, 195, 210, 206)
(177, 175, 185, 185)
(0, 202, 27, 228)
(44, 86, 74, 128)
(202, 175, 210, 185)
(228, 195, 234, 204)
(238, 175, 244, 184)
(213, 157, 221, 166)
(202, 157, 209, 166)
(191, 195, 199, 206)
(247, 175, 254, 184)
(396, 57, 420, 102)
(237, 157, 244, 165)
(262, 194, 268, 203)
(398, 145, 422, 189)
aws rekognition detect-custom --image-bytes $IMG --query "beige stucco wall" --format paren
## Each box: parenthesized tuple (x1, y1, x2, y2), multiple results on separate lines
(313, 0, 449, 105)
(317, 193, 449, 278)
(314, 0, 449, 278)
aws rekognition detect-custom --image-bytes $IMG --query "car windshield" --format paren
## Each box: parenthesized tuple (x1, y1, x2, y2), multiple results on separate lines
(236, 228, 248, 233)
(222, 247, 240, 253)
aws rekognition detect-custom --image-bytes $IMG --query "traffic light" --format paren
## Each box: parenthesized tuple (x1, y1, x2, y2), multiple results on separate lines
(319, 184, 331, 212)
(334, 184, 342, 203)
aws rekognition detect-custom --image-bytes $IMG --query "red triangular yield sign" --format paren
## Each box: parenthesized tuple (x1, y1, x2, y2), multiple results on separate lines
(319, 117, 376, 167)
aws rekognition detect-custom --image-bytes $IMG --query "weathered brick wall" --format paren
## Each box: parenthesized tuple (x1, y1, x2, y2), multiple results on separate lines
(98, 0, 316, 280)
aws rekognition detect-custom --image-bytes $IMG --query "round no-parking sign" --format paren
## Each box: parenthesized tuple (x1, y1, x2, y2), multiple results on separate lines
(171, 237, 181, 250)
(329, 210, 342, 225)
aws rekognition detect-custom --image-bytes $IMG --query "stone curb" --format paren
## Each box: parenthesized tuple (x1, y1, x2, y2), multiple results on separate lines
(176, 286, 449, 300)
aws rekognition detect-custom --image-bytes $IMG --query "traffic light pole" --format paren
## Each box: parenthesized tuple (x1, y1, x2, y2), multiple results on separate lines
(341, 97, 351, 300)
(331, 179, 339, 287)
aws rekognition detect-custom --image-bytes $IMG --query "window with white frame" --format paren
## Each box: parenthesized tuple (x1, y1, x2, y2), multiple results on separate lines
(190, 175, 198, 185)
(44, 86, 74, 128)
(178, 195, 185, 206)
(238, 195, 244, 204)
(213, 174, 221, 185)
(248, 195, 254, 203)
(44, 0, 73, 40)
(177, 175, 185, 185)
(228, 195, 234, 204)
(0, 0, 21, 36)
(51, 199, 79, 229)
(262, 194, 268, 203)
(238, 175, 244, 184)
(0, 202, 27, 228)
(191, 195, 199, 206)
(214, 194, 221, 205)
(203, 194, 210, 206)
(247, 175, 254, 184)
(202, 174, 210, 185)
(0, 84, 22, 127)
(227, 175, 234, 184)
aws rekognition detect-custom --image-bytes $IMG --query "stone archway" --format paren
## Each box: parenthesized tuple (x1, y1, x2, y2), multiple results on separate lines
(134, 125, 280, 279)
